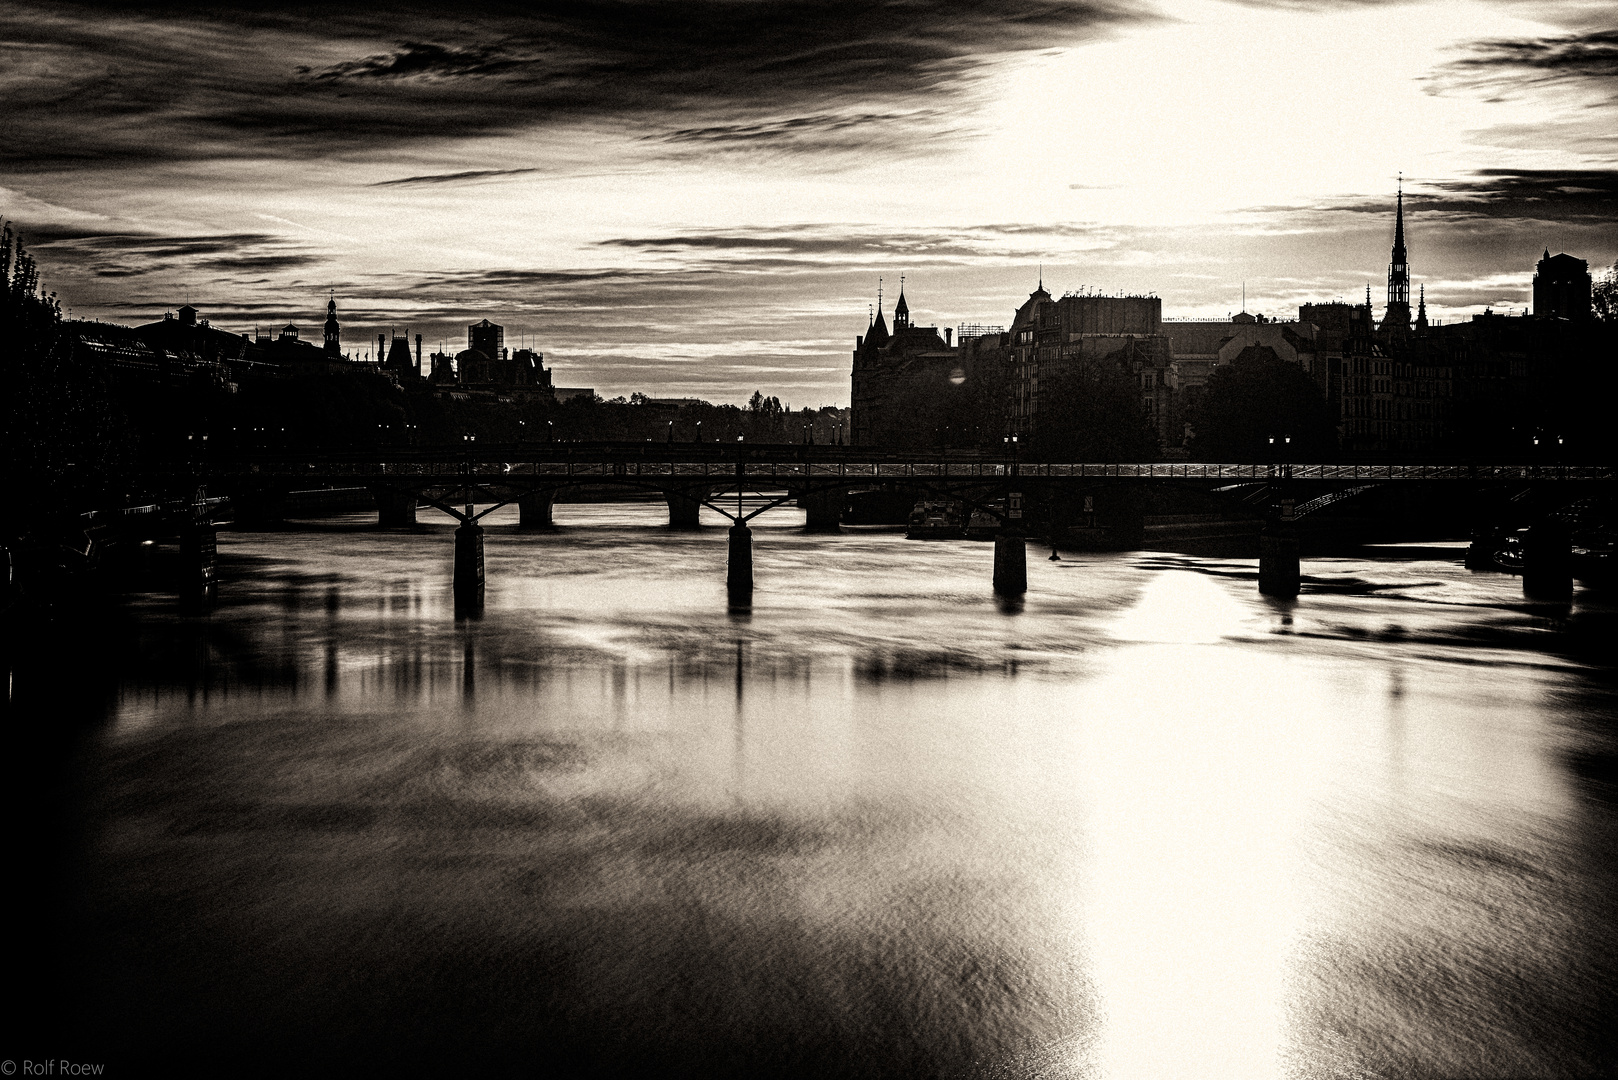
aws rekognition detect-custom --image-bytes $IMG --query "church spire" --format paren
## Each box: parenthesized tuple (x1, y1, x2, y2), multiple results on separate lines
(893, 274, 909, 331)
(1382, 177, 1411, 334)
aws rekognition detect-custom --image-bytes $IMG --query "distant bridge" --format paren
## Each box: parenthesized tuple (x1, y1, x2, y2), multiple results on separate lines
(112, 445, 1611, 608)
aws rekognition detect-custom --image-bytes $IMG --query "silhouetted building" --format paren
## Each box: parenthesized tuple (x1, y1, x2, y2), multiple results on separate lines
(323, 294, 340, 356)
(1015, 287, 1172, 444)
(850, 278, 960, 446)
(469, 319, 504, 362)
(1533, 251, 1592, 320)
(382, 333, 417, 380)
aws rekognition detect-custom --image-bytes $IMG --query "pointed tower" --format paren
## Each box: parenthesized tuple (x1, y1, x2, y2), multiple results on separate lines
(323, 291, 341, 356)
(868, 278, 890, 347)
(1381, 180, 1411, 335)
(1415, 284, 1429, 332)
(893, 275, 910, 332)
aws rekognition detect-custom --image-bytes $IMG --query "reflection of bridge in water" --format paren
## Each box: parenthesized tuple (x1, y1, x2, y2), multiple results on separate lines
(133, 444, 1612, 611)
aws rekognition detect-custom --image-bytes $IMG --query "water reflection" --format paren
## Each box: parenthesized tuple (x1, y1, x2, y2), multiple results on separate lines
(48, 504, 1618, 1075)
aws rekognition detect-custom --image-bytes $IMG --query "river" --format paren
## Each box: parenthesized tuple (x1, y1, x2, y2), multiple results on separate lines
(12, 501, 1618, 1077)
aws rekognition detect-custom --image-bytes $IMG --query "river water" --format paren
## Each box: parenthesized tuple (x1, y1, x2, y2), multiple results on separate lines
(23, 502, 1618, 1076)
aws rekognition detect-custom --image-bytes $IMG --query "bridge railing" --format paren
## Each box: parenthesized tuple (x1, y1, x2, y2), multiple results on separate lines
(213, 460, 1614, 482)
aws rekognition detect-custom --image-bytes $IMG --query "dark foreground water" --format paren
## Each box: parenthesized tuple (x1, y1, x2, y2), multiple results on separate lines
(8, 502, 1618, 1077)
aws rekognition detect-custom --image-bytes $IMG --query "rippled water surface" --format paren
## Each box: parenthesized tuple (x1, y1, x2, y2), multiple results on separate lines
(29, 503, 1618, 1076)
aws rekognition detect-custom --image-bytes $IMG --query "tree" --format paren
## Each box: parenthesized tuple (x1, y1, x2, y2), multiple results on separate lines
(1187, 348, 1336, 462)
(1034, 361, 1158, 461)
(1594, 260, 1618, 323)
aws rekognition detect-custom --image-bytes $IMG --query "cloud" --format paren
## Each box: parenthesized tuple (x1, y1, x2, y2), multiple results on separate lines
(596, 223, 1115, 267)
(1, 0, 1154, 169)
(371, 168, 540, 187)
(1253, 169, 1618, 228)
(1429, 28, 1618, 100)
(30, 231, 322, 279)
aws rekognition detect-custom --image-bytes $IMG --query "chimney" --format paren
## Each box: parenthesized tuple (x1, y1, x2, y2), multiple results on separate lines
(415, 334, 423, 377)
(945, 328, 953, 346)
(378, 333, 386, 366)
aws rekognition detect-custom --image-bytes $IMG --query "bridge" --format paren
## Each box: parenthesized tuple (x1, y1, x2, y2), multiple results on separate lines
(105, 444, 1612, 611)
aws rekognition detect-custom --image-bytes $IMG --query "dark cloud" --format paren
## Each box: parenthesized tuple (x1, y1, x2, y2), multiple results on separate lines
(1252, 170, 1618, 227)
(1429, 169, 1618, 221)
(1435, 28, 1618, 93)
(31, 231, 322, 278)
(2, 0, 1153, 169)
(597, 223, 1111, 264)
(371, 168, 540, 187)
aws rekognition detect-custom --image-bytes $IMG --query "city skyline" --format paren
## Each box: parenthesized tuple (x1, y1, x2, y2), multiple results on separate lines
(3, 0, 1614, 404)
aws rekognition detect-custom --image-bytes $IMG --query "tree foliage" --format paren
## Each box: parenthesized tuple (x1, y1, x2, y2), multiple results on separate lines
(1187, 349, 1336, 462)
(1594, 260, 1618, 324)
(1034, 361, 1158, 461)
(1, 223, 125, 537)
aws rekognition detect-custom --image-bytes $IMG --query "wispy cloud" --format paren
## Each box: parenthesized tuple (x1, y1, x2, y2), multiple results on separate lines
(1432, 28, 1618, 96)
(371, 168, 541, 187)
(1, 0, 1155, 169)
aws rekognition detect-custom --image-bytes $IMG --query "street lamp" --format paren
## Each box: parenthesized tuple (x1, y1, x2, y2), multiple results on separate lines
(696, 420, 703, 443)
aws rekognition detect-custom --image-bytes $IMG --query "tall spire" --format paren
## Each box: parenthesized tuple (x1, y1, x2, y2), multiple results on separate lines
(1385, 176, 1410, 318)
(1380, 177, 1413, 337)
(323, 289, 340, 356)
(1393, 177, 1406, 261)
(893, 274, 910, 331)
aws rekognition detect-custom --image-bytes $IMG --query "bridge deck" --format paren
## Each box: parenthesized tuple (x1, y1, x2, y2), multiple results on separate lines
(216, 459, 1614, 484)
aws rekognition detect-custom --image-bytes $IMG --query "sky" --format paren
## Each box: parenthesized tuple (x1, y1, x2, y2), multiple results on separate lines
(3, 0, 1614, 405)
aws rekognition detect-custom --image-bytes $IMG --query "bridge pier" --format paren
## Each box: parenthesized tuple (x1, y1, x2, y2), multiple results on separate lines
(993, 536, 1027, 594)
(454, 521, 485, 608)
(727, 523, 753, 594)
(374, 487, 417, 528)
(666, 485, 710, 529)
(518, 490, 555, 529)
(232, 487, 286, 528)
(1522, 521, 1573, 600)
(179, 522, 218, 609)
(798, 487, 843, 531)
(1258, 524, 1300, 597)
(1465, 528, 1507, 570)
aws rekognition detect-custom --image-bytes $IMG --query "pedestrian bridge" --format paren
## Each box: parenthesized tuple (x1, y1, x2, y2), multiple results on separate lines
(139, 446, 1611, 610)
